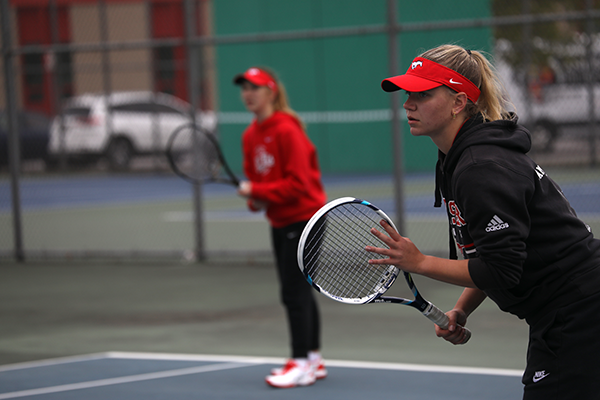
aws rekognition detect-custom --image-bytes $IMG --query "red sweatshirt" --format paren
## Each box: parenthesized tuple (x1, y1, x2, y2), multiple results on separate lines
(241, 111, 326, 228)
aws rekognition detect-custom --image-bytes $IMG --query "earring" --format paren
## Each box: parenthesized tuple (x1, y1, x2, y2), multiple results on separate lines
(451, 111, 456, 120)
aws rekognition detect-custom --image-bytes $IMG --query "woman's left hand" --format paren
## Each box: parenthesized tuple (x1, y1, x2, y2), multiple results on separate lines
(249, 199, 268, 210)
(365, 219, 426, 274)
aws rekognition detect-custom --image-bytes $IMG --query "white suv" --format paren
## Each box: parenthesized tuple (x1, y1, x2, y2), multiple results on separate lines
(496, 39, 600, 153)
(48, 91, 215, 170)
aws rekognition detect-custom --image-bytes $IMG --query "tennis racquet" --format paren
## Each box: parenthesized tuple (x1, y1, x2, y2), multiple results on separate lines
(297, 196, 471, 344)
(166, 123, 240, 187)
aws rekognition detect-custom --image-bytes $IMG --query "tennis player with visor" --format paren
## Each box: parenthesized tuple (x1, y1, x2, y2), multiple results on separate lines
(233, 67, 328, 389)
(366, 44, 600, 399)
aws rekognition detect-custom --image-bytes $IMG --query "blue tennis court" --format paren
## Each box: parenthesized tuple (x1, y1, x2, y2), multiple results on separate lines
(0, 352, 523, 400)
(0, 171, 595, 399)
(2, 173, 599, 215)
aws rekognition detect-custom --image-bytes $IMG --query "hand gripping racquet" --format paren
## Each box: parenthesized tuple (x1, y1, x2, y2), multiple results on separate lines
(297, 197, 471, 344)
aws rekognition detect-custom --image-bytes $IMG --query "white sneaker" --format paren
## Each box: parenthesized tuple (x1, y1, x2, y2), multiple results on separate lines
(313, 360, 328, 379)
(270, 359, 327, 380)
(265, 360, 316, 388)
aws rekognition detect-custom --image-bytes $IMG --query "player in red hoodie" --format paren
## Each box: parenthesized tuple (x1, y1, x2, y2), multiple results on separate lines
(233, 67, 327, 388)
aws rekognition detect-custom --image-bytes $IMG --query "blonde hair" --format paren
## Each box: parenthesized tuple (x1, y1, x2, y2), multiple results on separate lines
(257, 66, 305, 129)
(420, 45, 511, 121)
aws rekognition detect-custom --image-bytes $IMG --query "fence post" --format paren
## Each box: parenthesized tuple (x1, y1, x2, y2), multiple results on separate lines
(585, 0, 598, 166)
(184, 0, 205, 261)
(1, 0, 25, 262)
(387, 0, 405, 236)
(99, 0, 114, 158)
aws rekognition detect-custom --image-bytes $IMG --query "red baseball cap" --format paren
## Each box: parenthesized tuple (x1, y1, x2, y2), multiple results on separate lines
(381, 57, 480, 103)
(233, 67, 278, 92)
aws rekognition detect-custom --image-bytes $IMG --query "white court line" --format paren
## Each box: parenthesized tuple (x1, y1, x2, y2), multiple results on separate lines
(0, 351, 523, 399)
(162, 211, 264, 222)
(0, 360, 254, 399)
(0, 351, 524, 377)
(108, 351, 524, 377)
(217, 109, 398, 125)
(0, 353, 110, 373)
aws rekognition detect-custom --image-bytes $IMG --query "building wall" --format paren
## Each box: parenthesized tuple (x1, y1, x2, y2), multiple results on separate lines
(213, 0, 492, 173)
(70, 2, 152, 95)
(2, 0, 210, 114)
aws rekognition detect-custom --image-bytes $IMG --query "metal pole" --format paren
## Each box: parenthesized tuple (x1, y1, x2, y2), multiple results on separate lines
(585, 0, 597, 166)
(184, 0, 205, 261)
(1, 0, 25, 261)
(99, 0, 113, 148)
(521, 0, 532, 125)
(387, 0, 405, 235)
(48, 0, 67, 171)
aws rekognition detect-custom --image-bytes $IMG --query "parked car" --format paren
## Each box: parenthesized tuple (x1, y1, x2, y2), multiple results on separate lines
(520, 84, 600, 152)
(0, 110, 51, 166)
(496, 39, 600, 153)
(501, 68, 600, 152)
(47, 91, 215, 170)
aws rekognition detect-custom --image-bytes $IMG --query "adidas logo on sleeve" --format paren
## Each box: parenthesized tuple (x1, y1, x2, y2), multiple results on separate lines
(486, 215, 510, 232)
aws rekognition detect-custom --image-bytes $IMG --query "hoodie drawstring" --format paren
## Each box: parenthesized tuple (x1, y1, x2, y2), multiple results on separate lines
(434, 159, 443, 208)
(434, 156, 458, 260)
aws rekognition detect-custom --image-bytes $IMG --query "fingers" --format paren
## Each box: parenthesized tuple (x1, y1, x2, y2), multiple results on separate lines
(435, 324, 469, 345)
(379, 219, 401, 239)
(370, 219, 400, 241)
(237, 180, 252, 197)
(451, 326, 470, 345)
(435, 310, 470, 345)
(366, 220, 402, 265)
(369, 220, 401, 247)
(365, 219, 423, 270)
(365, 239, 391, 263)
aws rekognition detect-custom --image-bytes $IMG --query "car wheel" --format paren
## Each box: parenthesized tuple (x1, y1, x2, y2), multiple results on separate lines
(530, 120, 558, 153)
(106, 138, 133, 170)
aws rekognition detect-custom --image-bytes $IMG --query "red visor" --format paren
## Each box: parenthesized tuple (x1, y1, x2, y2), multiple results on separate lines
(233, 68, 278, 93)
(381, 57, 480, 103)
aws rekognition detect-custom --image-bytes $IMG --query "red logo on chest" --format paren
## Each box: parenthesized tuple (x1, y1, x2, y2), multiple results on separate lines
(447, 201, 466, 227)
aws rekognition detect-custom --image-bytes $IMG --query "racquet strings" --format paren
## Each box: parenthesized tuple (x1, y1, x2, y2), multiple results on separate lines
(303, 203, 395, 301)
(169, 125, 223, 182)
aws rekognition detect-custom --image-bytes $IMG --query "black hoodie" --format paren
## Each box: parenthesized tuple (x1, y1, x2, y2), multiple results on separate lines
(436, 114, 600, 322)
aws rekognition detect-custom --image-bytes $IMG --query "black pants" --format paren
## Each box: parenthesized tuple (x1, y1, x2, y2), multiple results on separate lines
(523, 289, 600, 399)
(271, 221, 321, 359)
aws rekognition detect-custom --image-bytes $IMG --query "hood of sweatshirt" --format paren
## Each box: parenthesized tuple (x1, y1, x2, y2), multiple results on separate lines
(444, 113, 530, 172)
(251, 110, 303, 133)
(434, 113, 531, 207)
(433, 113, 531, 259)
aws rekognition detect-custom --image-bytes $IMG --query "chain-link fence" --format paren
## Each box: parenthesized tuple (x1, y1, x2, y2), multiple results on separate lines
(1, 0, 599, 262)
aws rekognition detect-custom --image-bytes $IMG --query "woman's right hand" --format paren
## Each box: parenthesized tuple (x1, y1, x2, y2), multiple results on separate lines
(435, 308, 469, 345)
(237, 180, 252, 198)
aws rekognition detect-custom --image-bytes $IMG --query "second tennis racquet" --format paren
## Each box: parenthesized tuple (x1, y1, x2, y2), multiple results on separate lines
(166, 123, 239, 187)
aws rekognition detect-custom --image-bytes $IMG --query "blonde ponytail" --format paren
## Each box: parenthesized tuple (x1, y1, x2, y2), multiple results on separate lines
(420, 45, 512, 121)
(258, 66, 306, 130)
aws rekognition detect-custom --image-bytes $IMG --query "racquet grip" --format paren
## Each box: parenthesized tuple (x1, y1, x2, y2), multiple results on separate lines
(422, 303, 472, 345)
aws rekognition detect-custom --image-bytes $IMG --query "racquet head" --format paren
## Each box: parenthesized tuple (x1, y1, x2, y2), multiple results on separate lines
(297, 197, 400, 304)
(298, 197, 473, 344)
(166, 123, 239, 187)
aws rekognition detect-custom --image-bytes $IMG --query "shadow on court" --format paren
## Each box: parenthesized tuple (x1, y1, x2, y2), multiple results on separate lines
(0, 260, 528, 398)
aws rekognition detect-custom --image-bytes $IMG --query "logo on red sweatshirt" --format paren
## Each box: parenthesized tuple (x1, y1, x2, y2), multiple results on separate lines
(254, 145, 275, 175)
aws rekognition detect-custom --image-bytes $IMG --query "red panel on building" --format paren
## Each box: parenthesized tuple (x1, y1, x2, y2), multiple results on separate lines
(16, 4, 72, 114)
(151, 1, 188, 101)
